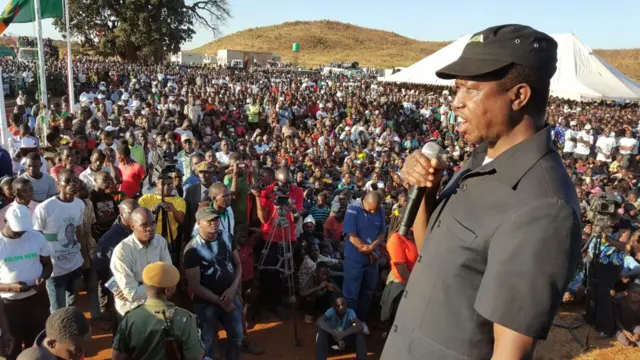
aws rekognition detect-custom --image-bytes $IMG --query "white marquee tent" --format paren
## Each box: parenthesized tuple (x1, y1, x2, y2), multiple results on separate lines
(381, 34, 640, 102)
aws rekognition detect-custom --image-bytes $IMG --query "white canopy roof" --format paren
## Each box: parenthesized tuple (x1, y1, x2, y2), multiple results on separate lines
(381, 33, 640, 102)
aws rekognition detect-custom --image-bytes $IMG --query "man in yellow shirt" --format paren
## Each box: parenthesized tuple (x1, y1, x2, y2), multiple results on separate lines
(138, 177, 186, 250)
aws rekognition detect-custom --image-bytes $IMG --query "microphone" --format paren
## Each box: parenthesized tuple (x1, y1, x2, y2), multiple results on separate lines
(398, 142, 444, 236)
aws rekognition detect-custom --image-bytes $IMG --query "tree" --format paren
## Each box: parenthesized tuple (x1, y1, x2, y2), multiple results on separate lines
(54, 0, 230, 63)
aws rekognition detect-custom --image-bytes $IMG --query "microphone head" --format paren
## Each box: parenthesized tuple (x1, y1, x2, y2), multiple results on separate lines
(421, 142, 444, 160)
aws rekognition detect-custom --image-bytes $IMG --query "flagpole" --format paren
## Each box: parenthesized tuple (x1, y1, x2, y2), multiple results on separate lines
(64, 0, 74, 110)
(34, 0, 48, 107)
(0, 70, 9, 151)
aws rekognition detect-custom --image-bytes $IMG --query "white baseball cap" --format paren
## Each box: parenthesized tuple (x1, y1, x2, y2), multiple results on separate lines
(20, 137, 37, 149)
(6, 204, 32, 232)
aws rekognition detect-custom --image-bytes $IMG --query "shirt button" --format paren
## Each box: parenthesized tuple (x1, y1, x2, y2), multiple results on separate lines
(459, 183, 467, 191)
(417, 255, 422, 263)
(393, 324, 398, 333)
(403, 290, 409, 298)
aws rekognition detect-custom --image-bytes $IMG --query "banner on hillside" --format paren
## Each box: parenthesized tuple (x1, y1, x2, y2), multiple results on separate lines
(0, 0, 63, 35)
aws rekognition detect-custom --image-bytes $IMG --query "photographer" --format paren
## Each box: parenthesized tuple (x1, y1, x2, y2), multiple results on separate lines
(138, 174, 186, 251)
(585, 200, 630, 339)
(252, 168, 304, 320)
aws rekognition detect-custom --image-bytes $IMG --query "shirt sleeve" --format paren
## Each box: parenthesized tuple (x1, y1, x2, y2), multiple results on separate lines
(75, 201, 86, 226)
(37, 233, 51, 257)
(138, 194, 152, 209)
(223, 175, 232, 188)
(112, 317, 130, 353)
(387, 234, 408, 265)
(33, 203, 45, 232)
(178, 312, 205, 360)
(343, 206, 358, 235)
(183, 247, 200, 270)
(474, 199, 581, 340)
(378, 208, 387, 234)
(174, 197, 186, 213)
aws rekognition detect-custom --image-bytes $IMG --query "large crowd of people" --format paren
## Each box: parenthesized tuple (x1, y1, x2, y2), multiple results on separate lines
(0, 58, 638, 360)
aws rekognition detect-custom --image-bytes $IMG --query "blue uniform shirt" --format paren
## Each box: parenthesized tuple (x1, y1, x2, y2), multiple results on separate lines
(343, 199, 386, 263)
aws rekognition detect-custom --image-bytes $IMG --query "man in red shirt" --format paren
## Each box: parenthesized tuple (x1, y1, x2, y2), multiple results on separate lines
(251, 168, 303, 320)
(115, 144, 146, 198)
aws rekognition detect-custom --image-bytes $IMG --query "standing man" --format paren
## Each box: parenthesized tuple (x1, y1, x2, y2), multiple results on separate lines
(116, 144, 146, 199)
(381, 25, 581, 360)
(112, 262, 204, 360)
(184, 206, 243, 360)
(342, 191, 386, 335)
(33, 169, 86, 313)
(20, 152, 58, 202)
(110, 208, 172, 316)
(0, 178, 39, 226)
(253, 168, 304, 320)
(93, 199, 139, 331)
(0, 204, 52, 359)
(183, 161, 216, 244)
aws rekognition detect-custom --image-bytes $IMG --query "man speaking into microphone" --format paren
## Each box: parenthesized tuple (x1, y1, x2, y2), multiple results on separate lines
(381, 25, 581, 360)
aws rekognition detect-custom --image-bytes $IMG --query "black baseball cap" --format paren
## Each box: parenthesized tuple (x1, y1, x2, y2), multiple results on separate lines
(436, 24, 558, 80)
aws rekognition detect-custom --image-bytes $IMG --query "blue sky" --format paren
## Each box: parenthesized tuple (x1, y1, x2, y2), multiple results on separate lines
(3, 0, 639, 50)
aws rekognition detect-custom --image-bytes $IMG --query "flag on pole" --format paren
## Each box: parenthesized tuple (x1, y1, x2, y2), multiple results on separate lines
(0, 0, 63, 35)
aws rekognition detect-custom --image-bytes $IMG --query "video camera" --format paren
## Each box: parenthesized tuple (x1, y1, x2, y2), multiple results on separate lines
(587, 192, 623, 233)
(275, 195, 290, 206)
(154, 150, 179, 181)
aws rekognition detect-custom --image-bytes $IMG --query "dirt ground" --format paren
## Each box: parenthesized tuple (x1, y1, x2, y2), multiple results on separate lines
(74, 292, 639, 360)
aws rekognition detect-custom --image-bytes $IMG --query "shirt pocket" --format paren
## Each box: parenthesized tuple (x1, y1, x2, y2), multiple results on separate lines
(441, 215, 477, 246)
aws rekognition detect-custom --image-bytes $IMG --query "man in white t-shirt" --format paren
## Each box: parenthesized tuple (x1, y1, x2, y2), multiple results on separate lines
(618, 128, 639, 168)
(0, 204, 52, 358)
(562, 121, 578, 157)
(33, 169, 85, 313)
(215, 138, 232, 173)
(574, 124, 593, 161)
(595, 128, 617, 162)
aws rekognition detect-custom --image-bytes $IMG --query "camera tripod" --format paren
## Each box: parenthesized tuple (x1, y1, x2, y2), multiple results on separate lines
(156, 192, 179, 264)
(553, 226, 606, 352)
(257, 206, 300, 347)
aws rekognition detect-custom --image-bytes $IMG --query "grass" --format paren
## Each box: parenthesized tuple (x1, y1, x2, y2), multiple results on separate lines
(191, 20, 640, 81)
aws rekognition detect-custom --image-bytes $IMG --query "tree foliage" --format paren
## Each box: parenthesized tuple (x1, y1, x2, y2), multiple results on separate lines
(53, 0, 230, 63)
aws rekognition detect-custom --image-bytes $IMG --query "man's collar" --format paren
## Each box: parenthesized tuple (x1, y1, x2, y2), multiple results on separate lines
(467, 125, 554, 188)
(132, 233, 157, 249)
(145, 298, 172, 306)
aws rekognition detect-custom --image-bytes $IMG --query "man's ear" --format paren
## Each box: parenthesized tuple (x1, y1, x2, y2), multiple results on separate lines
(509, 83, 532, 113)
(45, 337, 57, 349)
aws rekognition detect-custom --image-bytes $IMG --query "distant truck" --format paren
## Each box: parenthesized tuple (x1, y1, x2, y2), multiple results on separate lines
(230, 59, 243, 69)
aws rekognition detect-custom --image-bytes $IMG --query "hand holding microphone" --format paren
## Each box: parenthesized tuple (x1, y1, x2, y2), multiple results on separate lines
(398, 142, 445, 236)
(399, 142, 445, 189)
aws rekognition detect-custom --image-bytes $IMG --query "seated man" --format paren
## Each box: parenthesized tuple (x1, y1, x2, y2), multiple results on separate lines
(300, 262, 337, 324)
(32, 306, 91, 360)
(316, 296, 367, 360)
(615, 282, 640, 347)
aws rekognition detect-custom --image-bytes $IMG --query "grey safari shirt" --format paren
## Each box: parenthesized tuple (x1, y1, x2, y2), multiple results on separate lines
(381, 126, 582, 360)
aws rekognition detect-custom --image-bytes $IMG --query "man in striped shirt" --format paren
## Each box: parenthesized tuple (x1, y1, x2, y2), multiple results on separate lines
(308, 191, 330, 234)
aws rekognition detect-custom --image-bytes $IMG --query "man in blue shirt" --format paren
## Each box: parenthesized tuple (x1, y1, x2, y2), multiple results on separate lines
(342, 191, 386, 335)
(315, 297, 367, 360)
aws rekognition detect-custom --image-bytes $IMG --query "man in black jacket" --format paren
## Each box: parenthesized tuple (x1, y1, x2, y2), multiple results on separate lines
(183, 161, 216, 244)
(92, 199, 139, 332)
